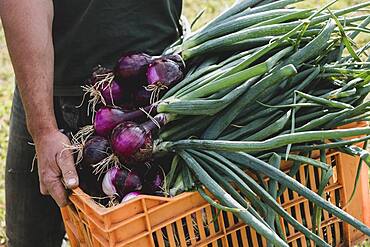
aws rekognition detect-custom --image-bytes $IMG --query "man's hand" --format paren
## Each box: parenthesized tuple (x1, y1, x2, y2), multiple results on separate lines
(34, 130, 79, 207)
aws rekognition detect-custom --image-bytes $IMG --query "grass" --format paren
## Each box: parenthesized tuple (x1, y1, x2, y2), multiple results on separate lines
(0, 0, 369, 245)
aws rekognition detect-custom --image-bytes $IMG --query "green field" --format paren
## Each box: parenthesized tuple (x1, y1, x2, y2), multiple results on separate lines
(0, 0, 369, 245)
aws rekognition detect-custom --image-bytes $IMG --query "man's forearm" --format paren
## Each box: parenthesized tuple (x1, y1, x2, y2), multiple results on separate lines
(0, 0, 56, 140)
(2, 0, 79, 207)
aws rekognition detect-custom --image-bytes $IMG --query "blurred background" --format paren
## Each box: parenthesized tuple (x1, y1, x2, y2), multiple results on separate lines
(0, 0, 368, 245)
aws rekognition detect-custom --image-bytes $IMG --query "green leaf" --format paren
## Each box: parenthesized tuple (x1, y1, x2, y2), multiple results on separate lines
(328, 9, 361, 62)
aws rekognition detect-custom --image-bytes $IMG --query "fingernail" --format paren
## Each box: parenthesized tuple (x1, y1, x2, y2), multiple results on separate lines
(67, 178, 77, 187)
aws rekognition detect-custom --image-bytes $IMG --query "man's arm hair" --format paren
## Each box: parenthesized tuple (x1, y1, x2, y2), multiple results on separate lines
(0, 0, 56, 140)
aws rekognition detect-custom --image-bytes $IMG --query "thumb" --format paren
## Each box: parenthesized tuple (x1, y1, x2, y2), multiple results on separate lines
(56, 148, 79, 189)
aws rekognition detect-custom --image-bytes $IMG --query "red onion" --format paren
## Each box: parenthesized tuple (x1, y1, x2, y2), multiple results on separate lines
(94, 107, 127, 137)
(123, 170, 143, 194)
(146, 58, 184, 88)
(93, 106, 154, 137)
(99, 80, 125, 105)
(110, 122, 153, 164)
(78, 136, 111, 200)
(121, 191, 141, 203)
(82, 136, 110, 166)
(115, 53, 152, 84)
(133, 88, 152, 107)
(120, 102, 136, 111)
(77, 166, 106, 199)
(102, 167, 128, 197)
(162, 54, 185, 70)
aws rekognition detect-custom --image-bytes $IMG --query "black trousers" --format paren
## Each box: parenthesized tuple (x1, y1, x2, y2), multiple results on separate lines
(5, 88, 88, 247)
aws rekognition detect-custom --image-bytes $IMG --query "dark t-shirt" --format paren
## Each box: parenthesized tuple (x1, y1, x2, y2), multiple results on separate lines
(52, 0, 182, 96)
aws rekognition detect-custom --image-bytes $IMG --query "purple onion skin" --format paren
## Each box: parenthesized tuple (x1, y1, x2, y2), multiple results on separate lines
(94, 107, 126, 137)
(133, 88, 164, 108)
(123, 170, 143, 194)
(99, 80, 125, 105)
(146, 58, 184, 88)
(133, 88, 151, 107)
(112, 167, 129, 196)
(115, 53, 152, 85)
(131, 132, 153, 163)
(79, 171, 105, 198)
(121, 191, 141, 203)
(120, 102, 136, 112)
(110, 122, 153, 164)
(82, 136, 110, 166)
(143, 166, 164, 196)
(94, 106, 158, 138)
(79, 135, 111, 201)
(102, 167, 129, 197)
(77, 165, 106, 201)
(162, 54, 185, 70)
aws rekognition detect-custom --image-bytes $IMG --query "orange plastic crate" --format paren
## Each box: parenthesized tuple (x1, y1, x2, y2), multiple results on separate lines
(61, 124, 370, 247)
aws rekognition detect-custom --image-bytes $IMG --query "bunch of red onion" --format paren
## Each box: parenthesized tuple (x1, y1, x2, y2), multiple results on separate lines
(78, 113, 169, 204)
(75, 52, 184, 206)
(101, 165, 164, 203)
(84, 52, 184, 110)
